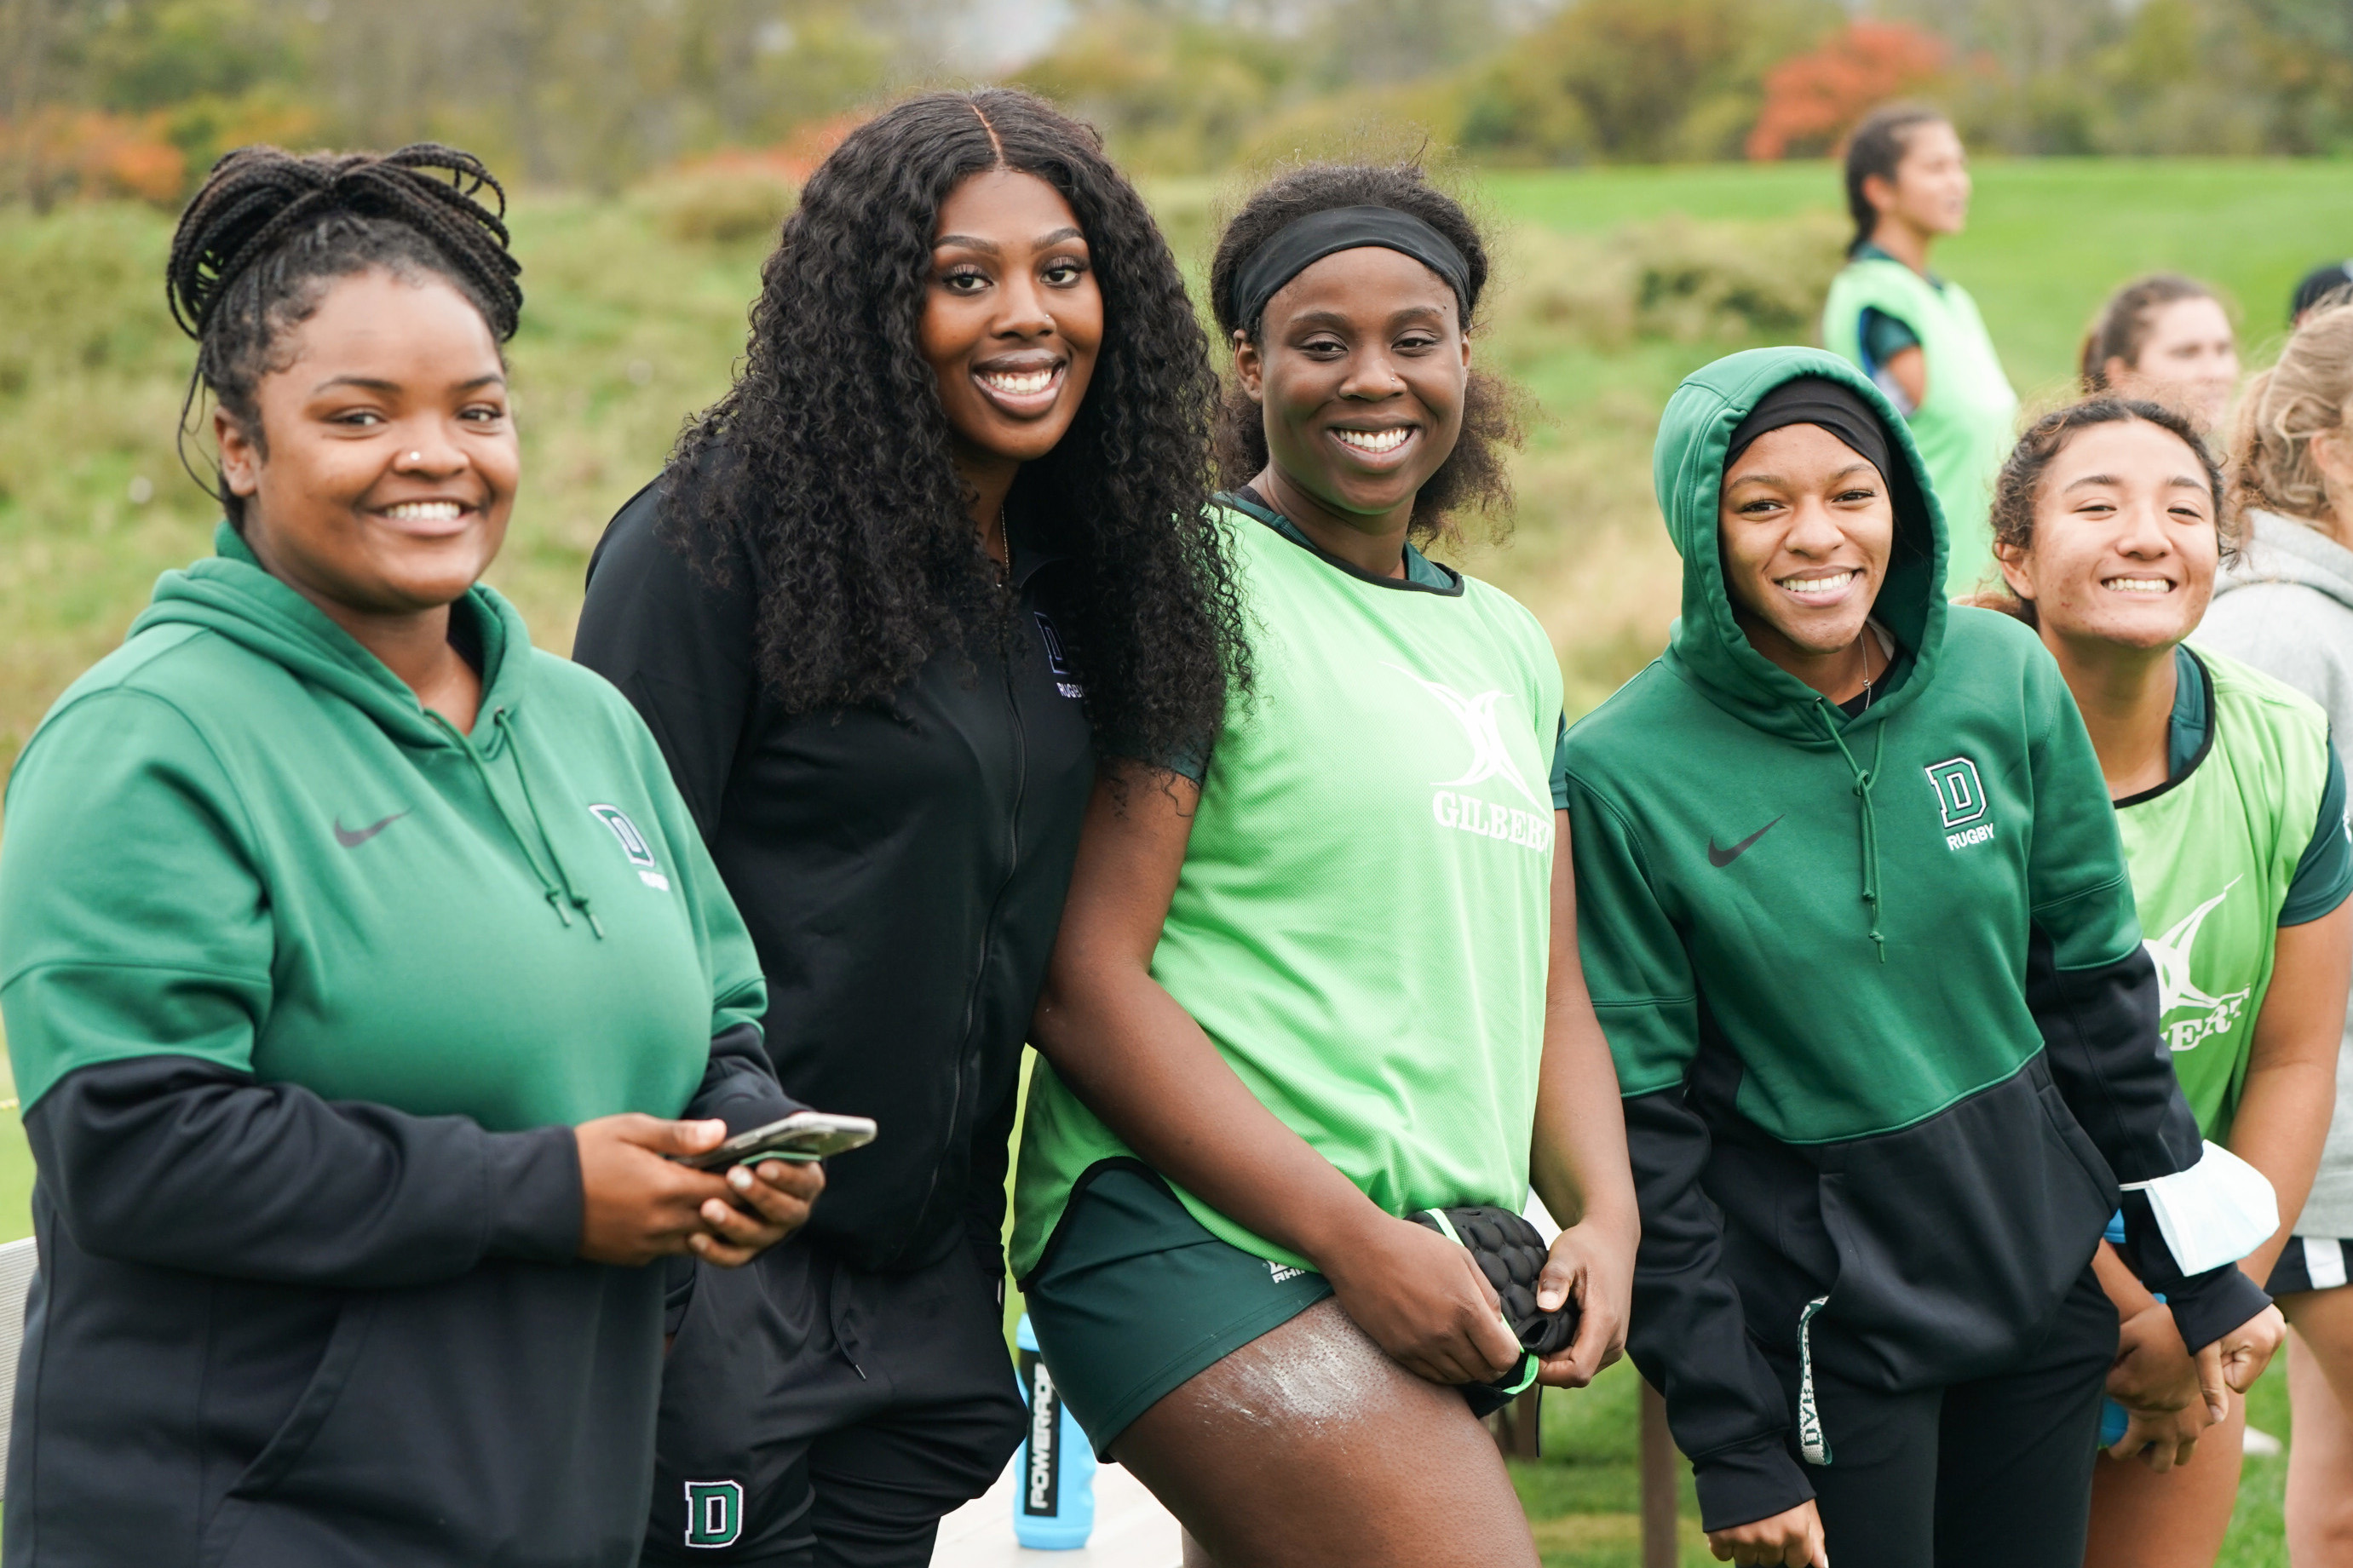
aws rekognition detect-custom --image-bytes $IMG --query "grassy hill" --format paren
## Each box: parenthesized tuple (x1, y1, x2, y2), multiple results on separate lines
(0, 157, 2344, 1564)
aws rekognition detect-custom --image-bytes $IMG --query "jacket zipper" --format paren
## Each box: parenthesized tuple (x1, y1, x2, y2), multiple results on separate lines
(901, 646, 1031, 1263)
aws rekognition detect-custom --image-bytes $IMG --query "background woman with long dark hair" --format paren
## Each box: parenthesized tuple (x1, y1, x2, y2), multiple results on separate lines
(572, 88, 1245, 1566)
(1822, 105, 2018, 593)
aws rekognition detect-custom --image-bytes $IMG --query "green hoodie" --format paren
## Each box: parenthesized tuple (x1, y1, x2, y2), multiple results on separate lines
(0, 525, 777, 1565)
(1559, 348, 2265, 1531)
(4, 524, 763, 1122)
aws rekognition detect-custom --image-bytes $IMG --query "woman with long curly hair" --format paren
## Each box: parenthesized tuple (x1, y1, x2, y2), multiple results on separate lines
(571, 89, 1243, 1566)
(1009, 162, 1637, 1567)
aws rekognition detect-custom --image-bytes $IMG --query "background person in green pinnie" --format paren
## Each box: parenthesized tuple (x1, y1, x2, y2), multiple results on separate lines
(0, 144, 821, 1566)
(1823, 105, 2019, 596)
(1980, 395, 2353, 1568)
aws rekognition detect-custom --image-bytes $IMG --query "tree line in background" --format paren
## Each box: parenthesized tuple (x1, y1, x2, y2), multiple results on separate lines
(2, 0, 2349, 206)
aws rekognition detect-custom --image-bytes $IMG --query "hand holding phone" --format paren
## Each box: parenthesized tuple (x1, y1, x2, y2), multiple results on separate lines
(672, 1111, 878, 1171)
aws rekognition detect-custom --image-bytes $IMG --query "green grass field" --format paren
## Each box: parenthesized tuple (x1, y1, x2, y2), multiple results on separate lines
(1, 155, 2347, 1562)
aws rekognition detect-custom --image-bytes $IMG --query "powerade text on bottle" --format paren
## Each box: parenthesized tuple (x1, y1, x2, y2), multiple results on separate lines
(1014, 1313, 1096, 1549)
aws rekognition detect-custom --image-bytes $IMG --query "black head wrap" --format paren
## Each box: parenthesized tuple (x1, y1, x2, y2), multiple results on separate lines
(1229, 204, 1471, 334)
(1724, 376, 1895, 486)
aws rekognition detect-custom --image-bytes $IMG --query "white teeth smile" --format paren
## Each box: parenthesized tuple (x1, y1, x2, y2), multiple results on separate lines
(384, 502, 463, 522)
(1779, 570, 1855, 594)
(980, 368, 1056, 395)
(1334, 428, 1412, 454)
(2105, 577, 2172, 594)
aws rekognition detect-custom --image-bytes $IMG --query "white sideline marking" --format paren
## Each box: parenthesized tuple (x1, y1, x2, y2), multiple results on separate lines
(931, 1455, 1182, 1566)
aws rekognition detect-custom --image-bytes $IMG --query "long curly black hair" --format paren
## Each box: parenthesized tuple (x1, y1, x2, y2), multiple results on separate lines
(165, 143, 521, 526)
(1208, 163, 1521, 544)
(663, 89, 1245, 762)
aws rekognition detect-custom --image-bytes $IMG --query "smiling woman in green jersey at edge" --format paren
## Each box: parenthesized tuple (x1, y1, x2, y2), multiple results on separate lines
(1979, 396, 2353, 1568)
(1823, 106, 2018, 594)
(1561, 347, 2284, 1568)
(0, 146, 820, 1566)
(1010, 164, 1638, 1568)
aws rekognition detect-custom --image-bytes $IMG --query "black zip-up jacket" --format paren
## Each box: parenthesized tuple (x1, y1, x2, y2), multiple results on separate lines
(574, 483, 1096, 1275)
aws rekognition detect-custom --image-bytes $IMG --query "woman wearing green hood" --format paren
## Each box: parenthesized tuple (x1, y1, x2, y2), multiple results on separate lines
(1560, 347, 2284, 1567)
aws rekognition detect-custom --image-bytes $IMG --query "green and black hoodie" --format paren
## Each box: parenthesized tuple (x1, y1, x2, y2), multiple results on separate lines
(1560, 349, 2270, 1531)
(0, 526, 790, 1566)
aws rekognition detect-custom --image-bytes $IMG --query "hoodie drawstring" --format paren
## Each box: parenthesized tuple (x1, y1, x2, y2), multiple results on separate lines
(1823, 709, 1889, 963)
(438, 709, 606, 939)
(494, 709, 605, 939)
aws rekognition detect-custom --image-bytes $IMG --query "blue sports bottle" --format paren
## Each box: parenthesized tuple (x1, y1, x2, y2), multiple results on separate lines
(1014, 1313, 1096, 1549)
(2098, 1210, 2162, 1449)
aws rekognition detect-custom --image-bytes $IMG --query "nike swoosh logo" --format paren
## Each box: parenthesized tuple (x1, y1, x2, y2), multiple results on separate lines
(333, 811, 410, 848)
(1706, 815, 1784, 868)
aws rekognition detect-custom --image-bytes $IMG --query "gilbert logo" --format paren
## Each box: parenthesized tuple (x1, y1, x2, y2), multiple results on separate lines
(2146, 880, 2252, 1054)
(682, 1480, 743, 1548)
(588, 803, 670, 892)
(1924, 756, 1995, 851)
(1390, 667, 1553, 853)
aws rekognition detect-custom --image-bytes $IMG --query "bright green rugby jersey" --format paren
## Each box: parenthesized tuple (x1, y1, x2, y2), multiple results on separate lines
(1010, 497, 1564, 1278)
(2117, 645, 2353, 1141)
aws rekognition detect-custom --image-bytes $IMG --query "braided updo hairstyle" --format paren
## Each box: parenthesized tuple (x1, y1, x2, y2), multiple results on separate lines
(1208, 163, 1521, 543)
(166, 143, 522, 525)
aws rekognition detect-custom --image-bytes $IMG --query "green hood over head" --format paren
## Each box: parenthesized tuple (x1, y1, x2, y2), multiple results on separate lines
(1652, 347, 1947, 744)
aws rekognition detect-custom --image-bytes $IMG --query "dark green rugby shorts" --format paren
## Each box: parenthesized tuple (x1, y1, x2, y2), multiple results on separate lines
(1021, 1160, 1335, 1456)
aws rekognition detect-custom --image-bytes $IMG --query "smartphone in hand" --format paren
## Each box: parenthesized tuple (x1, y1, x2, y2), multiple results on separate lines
(674, 1111, 877, 1170)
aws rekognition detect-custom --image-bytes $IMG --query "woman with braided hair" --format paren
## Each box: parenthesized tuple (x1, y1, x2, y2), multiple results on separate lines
(571, 89, 1246, 1566)
(0, 143, 821, 1565)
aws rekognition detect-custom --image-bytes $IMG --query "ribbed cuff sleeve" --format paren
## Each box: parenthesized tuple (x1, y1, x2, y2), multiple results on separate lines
(480, 1124, 583, 1263)
(2166, 1264, 2272, 1355)
(1692, 1432, 1815, 1534)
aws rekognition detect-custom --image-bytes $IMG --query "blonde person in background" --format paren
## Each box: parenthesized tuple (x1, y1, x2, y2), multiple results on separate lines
(2080, 275, 2241, 437)
(2199, 301, 2353, 1566)
(1823, 104, 2019, 594)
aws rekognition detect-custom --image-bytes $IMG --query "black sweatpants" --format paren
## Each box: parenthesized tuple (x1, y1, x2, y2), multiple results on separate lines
(642, 1236, 1028, 1568)
(1760, 1266, 2118, 1568)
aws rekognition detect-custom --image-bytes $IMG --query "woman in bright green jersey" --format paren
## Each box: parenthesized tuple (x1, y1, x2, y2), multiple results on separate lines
(1984, 396, 2353, 1568)
(1823, 104, 2018, 593)
(1009, 163, 1638, 1568)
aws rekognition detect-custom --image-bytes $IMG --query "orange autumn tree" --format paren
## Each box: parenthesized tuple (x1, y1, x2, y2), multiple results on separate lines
(1746, 21, 1949, 159)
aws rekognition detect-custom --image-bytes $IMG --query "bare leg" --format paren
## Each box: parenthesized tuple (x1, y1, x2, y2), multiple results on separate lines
(1181, 1528, 1216, 1567)
(2286, 1290, 2353, 1568)
(1110, 1298, 1539, 1568)
(2081, 1396, 2244, 1568)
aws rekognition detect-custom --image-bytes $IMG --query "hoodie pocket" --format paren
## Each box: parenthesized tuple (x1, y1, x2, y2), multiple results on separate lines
(198, 1294, 378, 1567)
(1812, 1060, 2114, 1390)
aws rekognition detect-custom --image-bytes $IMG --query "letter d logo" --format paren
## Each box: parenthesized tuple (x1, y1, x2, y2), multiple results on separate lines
(683, 1479, 744, 1548)
(1924, 756, 1988, 829)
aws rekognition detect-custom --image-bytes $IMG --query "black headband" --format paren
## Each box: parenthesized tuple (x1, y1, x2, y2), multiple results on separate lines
(1725, 376, 1895, 487)
(1230, 204, 1472, 333)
